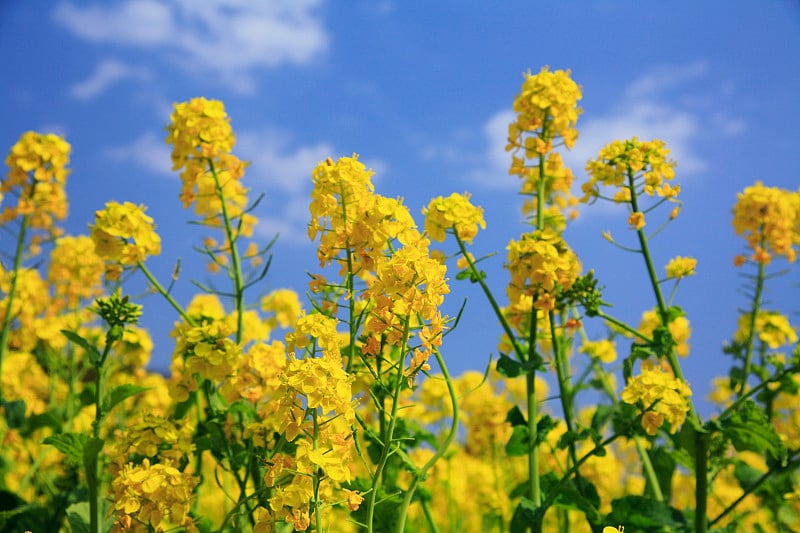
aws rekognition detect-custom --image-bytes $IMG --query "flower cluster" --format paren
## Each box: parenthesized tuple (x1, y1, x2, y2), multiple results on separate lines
(583, 138, 677, 203)
(174, 320, 242, 383)
(47, 235, 105, 310)
(637, 309, 692, 357)
(423, 192, 486, 244)
(109, 458, 198, 533)
(363, 234, 449, 376)
(166, 97, 256, 254)
(664, 255, 697, 280)
(580, 339, 618, 363)
(621, 365, 692, 435)
(309, 154, 417, 273)
(732, 181, 799, 264)
(506, 68, 582, 226)
(2, 131, 71, 234)
(508, 66, 582, 149)
(505, 229, 581, 311)
(90, 201, 161, 272)
(734, 311, 798, 350)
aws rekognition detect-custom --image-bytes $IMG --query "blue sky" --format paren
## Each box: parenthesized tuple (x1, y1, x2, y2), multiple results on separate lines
(1, 1, 799, 416)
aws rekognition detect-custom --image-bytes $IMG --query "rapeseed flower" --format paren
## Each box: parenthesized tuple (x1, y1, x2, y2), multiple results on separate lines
(2, 131, 71, 234)
(732, 181, 799, 264)
(423, 192, 486, 244)
(621, 366, 692, 435)
(90, 201, 161, 267)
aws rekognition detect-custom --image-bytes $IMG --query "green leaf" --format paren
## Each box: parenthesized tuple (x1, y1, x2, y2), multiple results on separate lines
(510, 497, 542, 533)
(61, 329, 102, 364)
(733, 461, 763, 492)
(24, 408, 62, 436)
(606, 495, 687, 531)
(543, 474, 602, 525)
(591, 404, 614, 434)
(649, 446, 676, 501)
(506, 405, 527, 427)
(2, 399, 26, 429)
(83, 437, 104, 485)
(533, 415, 557, 446)
(497, 354, 523, 378)
(720, 400, 787, 463)
(505, 425, 530, 456)
(103, 384, 152, 414)
(66, 502, 91, 533)
(42, 432, 89, 466)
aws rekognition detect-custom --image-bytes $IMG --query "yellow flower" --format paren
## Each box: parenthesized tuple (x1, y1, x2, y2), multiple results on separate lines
(580, 339, 617, 363)
(505, 229, 581, 311)
(261, 288, 303, 329)
(621, 366, 692, 435)
(109, 458, 198, 533)
(90, 201, 161, 265)
(582, 137, 676, 204)
(732, 181, 799, 264)
(508, 66, 582, 149)
(46, 235, 105, 311)
(637, 309, 692, 357)
(628, 211, 645, 230)
(2, 131, 71, 234)
(734, 311, 798, 349)
(665, 256, 697, 279)
(423, 192, 486, 244)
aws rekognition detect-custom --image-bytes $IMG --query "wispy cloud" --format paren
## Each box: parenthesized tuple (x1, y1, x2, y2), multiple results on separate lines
(53, 0, 329, 94)
(436, 61, 746, 191)
(237, 129, 334, 194)
(106, 131, 173, 176)
(70, 59, 151, 100)
(104, 125, 391, 246)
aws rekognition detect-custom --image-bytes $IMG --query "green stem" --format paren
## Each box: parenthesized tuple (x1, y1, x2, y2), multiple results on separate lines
(312, 409, 324, 532)
(585, 354, 664, 503)
(738, 256, 766, 396)
(395, 348, 459, 532)
(89, 341, 112, 533)
(454, 234, 526, 362)
(709, 448, 800, 527)
(366, 320, 411, 533)
(627, 170, 701, 426)
(595, 310, 652, 344)
(550, 311, 578, 471)
(0, 213, 30, 404)
(526, 311, 541, 514)
(695, 431, 709, 533)
(419, 496, 442, 533)
(208, 160, 245, 343)
(138, 261, 195, 326)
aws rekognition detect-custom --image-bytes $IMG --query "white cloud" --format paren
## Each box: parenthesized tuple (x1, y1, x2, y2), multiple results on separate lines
(53, 0, 328, 93)
(563, 101, 706, 177)
(106, 131, 173, 176)
(449, 62, 746, 192)
(237, 129, 334, 194)
(70, 59, 151, 100)
(624, 61, 708, 99)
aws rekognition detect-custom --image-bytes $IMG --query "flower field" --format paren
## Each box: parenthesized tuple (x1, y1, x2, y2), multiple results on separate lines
(1, 67, 798, 532)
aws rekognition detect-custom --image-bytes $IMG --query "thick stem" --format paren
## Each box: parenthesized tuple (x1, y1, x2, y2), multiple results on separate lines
(138, 261, 195, 326)
(694, 431, 709, 533)
(738, 256, 766, 396)
(454, 234, 526, 362)
(395, 348, 459, 532)
(208, 160, 245, 343)
(627, 170, 701, 428)
(0, 214, 30, 404)
(366, 321, 411, 533)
